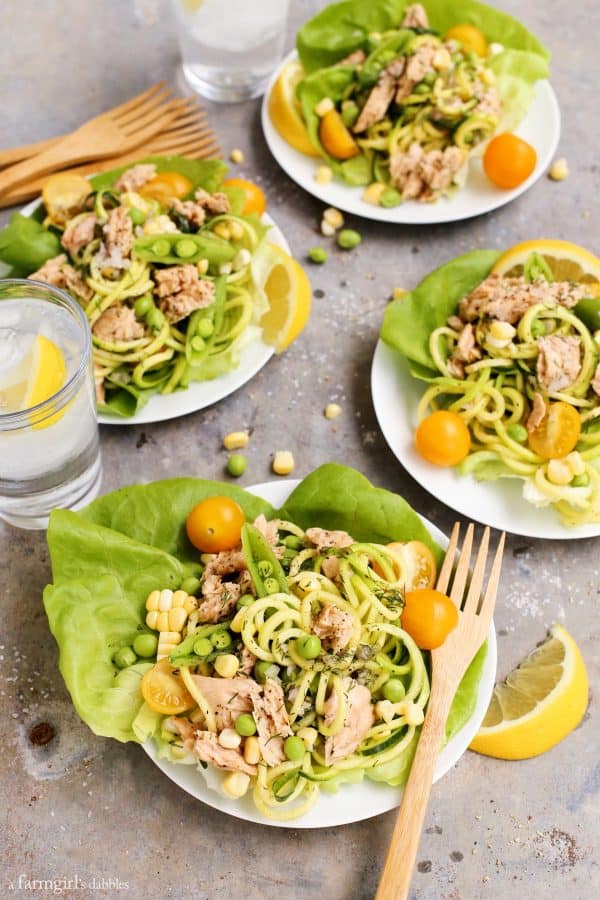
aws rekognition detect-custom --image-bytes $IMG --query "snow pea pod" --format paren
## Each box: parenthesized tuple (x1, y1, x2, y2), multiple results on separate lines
(168, 620, 232, 668)
(133, 231, 236, 266)
(241, 524, 288, 597)
(185, 275, 227, 369)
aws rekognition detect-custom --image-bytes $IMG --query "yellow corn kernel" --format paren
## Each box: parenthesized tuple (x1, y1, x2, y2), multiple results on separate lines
(233, 248, 252, 271)
(320, 219, 336, 237)
(213, 222, 231, 240)
(315, 165, 333, 185)
(547, 459, 573, 486)
(272, 450, 295, 476)
(146, 610, 159, 630)
(157, 631, 181, 661)
(433, 48, 451, 71)
(315, 97, 334, 117)
(214, 654, 239, 678)
(375, 700, 395, 724)
(324, 403, 342, 420)
(172, 590, 198, 615)
(222, 771, 251, 798)
(323, 207, 344, 230)
(223, 430, 249, 450)
(566, 451, 585, 477)
(218, 727, 242, 750)
(219, 262, 233, 275)
(228, 220, 245, 240)
(401, 701, 424, 727)
(480, 67, 496, 86)
(489, 320, 516, 342)
(243, 736, 261, 765)
(146, 590, 160, 612)
(296, 727, 318, 750)
(168, 607, 188, 633)
(362, 182, 386, 205)
(230, 609, 247, 633)
(197, 258, 209, 275)
(392, 287, 407, 300)
(548, 158, 569, 181)
(159, 589, 174, 612)
(230, 148, 244, 164)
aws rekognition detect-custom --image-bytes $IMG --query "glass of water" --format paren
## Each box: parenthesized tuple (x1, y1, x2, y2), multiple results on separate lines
(172, 0, 291, 102)
(0, 280, 102, 530)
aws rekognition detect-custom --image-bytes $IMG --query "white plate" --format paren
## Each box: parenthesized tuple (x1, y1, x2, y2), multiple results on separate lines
(142, 478, 497, 828)
(371, 340, 600, 540)
(261, 51, 560, 225)
(8, 199, 288, 426)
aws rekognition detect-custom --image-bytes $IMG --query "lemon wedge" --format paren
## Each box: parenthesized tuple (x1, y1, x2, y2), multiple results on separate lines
(492, 239, 600, 284)
(42, 172, 92, 227)
(0, 335, 67, 426)
(268, 60, 321, 158)
(259, 243, 312, 352)
(469, 624, 588, 760)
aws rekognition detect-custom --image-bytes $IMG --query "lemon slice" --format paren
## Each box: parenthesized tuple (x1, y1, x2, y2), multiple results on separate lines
(469, 624, 588, 759)
(42, 172, 92, 227)
(258, 243, 312, 352)
(0, 335, 67, 426)
(268, 60, 321, 158)
(492, 239, 600, 284)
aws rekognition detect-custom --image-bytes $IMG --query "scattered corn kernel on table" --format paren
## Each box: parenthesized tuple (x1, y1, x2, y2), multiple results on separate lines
(1, 1, 599, 898)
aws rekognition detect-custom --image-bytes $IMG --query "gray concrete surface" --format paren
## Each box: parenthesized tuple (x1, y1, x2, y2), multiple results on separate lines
(1, 1, 599, 898)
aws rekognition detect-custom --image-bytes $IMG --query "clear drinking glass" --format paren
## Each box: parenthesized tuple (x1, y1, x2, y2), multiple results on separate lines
(0, 280, 102, 530)
(172, 0, 291, 102)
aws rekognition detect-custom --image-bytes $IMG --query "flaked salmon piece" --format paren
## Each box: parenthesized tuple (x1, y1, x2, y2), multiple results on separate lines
(197, 574, 241, 623)
(61, 213, 96, 257)
(389, 142, 425, 200)
(418, 145, 465, 195)
(447, 357, 466, 379)
(353, 70, 397, 133)
(458, 275, 586, 324)
(188, 675, 260, 730)
(154, 264, 216, 324)
(401, 3, 429, 29)
(321, 556, 341, 580)
(169, 715, 197, 750)
(526, 392, 547, 432)
(103, 205, 133, 259)
(536, 335, 582, 393)
(29, 253, 94, 302)
(194, 188, 231, 216)
(169, 197, 206, 229)
(476, 86, 502, 119)
(305, 527, 355, 552)
(323, 683, 374, 764)
(312, 605, 354, 653)
(193, 731, 257, 775)
(239, 644, 257, 676)
(447, 315, 465, 332)
(253, 679, 292, 766)
(93, 305, 145, 343)
(454, 322, 481, 364)
(114, 163, 157, 193)
(395, 42, 436, 103)
(204, 549, 247, 578)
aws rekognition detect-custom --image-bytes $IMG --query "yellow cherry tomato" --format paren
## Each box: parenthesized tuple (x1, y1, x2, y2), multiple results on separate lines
(415, 410, 471, 467)
(42, 173, 92, 227)
(140, 659, 195, 715)
(186, 495, 245, 553)
(402, 589, 459, 650)
(139, 171, 194, 205)
(386, 541, 437, 590)
(222, 178, 267, 216)
(527, 401, 581, 460)
(318, 109, 359, 161)
(483, 134, 537, 190)
(445, 23, 488, 57)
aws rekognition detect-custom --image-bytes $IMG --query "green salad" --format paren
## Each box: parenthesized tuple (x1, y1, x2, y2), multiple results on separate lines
(291, 0, 548, 202)
(44, 464, 486, 821)
(0, 156, 274, 417)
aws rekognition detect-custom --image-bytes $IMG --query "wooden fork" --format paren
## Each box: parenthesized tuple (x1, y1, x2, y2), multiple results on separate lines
(376, 523, 505, 900)
(0, 91, 198, 197)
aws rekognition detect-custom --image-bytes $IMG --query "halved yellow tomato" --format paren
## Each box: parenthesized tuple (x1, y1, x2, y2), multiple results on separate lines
(42, 173, 92, 226)
(139, 171, 193, 205)
(222, 177, 267, 216)
(445, 23, 488, 57)
(528, 401, 581, 460)
(140, 659, 195, 715)
(318, 109, 359, 160)
(386, 541, 437, 590)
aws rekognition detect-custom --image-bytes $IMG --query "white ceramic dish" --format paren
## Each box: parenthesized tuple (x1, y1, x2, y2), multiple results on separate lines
(371, 340, 600, 540)
(261, 51, 560, 225)
(142, 478, 497, 829)
(5, 199, 288, 426)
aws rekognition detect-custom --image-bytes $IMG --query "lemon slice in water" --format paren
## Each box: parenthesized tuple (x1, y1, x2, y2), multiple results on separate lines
(0, 335, 67, 426)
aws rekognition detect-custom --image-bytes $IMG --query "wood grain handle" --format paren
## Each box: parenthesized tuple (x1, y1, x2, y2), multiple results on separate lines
(0, 132, 91, 197)
(375, 688, 454, 900)
(0, 135, 61, 170)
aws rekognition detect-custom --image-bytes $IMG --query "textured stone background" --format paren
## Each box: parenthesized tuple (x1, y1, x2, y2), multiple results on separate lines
(1, 1, 598, 898)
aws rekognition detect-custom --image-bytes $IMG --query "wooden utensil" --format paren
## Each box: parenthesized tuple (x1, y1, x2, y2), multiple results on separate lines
(376, 523, 505, 900)
(0, 91, 199, 197)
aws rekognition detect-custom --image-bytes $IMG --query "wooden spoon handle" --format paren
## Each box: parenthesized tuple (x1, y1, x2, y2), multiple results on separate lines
(375, 689, 453, 900)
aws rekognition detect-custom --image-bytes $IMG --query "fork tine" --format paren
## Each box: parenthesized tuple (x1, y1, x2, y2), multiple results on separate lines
(115, 89, 176, 129)
(112, 87, 174, 125)
(448, 522, 474, 606)
(436, 522, 460, 593)
(109, 83, 168, 120)
(120, 98, 192, 137)
(462, 527, 490, 614)
(476, 532, 505, 630)
(161, 109, 210, 131)
(149, 134, 219, 154)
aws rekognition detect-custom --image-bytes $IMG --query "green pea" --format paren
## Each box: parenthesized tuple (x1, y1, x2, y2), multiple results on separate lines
(227, 454, 248, 478)
(152, 238, 171, 257)
(193, 637, 213, 657)
(295, 634, 321, 660)
(308, 246, 328, 264)
(175, 238, 198, 259)
(379, 188, 402, 208)
(257, 560, 273, 578)
(414, 81, 430, 94)
(237, 594, 255, 609)
(283, 535, 304, 550)
(283, 548, 298, 561)
(235, 714, 257, 737)
(530, 320, 546, 338)
(191, 335, 206, 352)
(572, 473, 590, 487)
(211, 631, 232, 650)
(506, 424, 528, 444)
(114, 646, 137, 668)
(382, 678, 405, 703)
(146, 307, 165, 330)
(283, 736, 306, 761)
(134, 294, 153, 317)
(337, 229, 361, 250)
(128, 207, 146, 226)
(341, 100, 359, 128)
(132, 633, 158, 658)
(263, 577, 280, 594)
(195, 317, 214, 339)
(180, 575, 201, 596)
(254, 660, 277, 684)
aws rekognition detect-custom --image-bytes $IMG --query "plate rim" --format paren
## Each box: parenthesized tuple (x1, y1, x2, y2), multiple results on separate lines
(371, 339, 600, 540)
(261, 49, 561, 225)
(142, 477, 497, 829)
